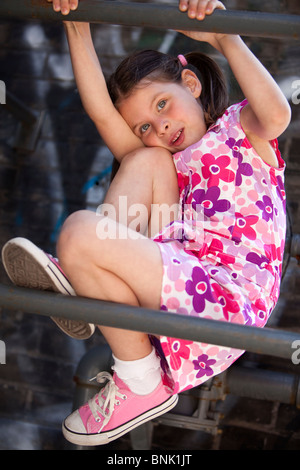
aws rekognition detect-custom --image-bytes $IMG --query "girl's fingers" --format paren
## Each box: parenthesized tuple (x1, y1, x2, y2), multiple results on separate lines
(70, 0, 79, 11)
(60, 0, 72, 14)
(179, 0, 189, 12)
(49, 0, 79, 15)
(179, 0, 225, 20)
(205, 0, 226, 15)
(51, 0, 62, 12)
(183, 0, 204, 19)
(195, 0, 212, 19)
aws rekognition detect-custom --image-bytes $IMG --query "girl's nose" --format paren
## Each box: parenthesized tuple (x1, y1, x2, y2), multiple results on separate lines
(157, 120, 170, 136)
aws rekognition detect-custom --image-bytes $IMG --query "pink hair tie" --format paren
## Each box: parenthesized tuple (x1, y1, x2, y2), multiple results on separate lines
(178, 54, 188, 67)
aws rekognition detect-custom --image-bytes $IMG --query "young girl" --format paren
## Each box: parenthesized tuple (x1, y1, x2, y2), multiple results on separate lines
(2, 0, 291, 446)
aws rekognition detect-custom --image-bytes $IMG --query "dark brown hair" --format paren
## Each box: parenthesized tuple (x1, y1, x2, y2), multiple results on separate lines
(107, 50, 229, 128)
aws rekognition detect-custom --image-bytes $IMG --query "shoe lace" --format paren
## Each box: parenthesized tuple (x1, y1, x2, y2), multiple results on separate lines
(88, 372, 127, 433)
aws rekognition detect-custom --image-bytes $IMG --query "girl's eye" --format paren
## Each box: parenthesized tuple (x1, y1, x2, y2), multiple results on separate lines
(157, 100, 166, 111)
(141, 123, 150, 133)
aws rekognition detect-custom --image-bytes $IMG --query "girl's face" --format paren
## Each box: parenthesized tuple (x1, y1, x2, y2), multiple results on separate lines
(118, 70, 207, 153)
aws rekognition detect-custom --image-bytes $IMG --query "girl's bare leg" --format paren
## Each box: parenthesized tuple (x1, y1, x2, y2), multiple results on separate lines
(57, 147, 179, 361)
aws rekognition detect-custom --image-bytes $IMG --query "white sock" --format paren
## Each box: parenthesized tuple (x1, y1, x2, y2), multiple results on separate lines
(112, 347, 162, 395)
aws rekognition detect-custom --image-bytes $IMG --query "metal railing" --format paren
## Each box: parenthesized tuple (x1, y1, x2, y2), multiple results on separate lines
(0, 1, 299, 39)
(0, 283, 299, 360)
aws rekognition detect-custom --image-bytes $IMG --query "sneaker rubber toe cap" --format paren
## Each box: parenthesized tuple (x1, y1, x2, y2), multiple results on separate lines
(63, 410, 87, 435)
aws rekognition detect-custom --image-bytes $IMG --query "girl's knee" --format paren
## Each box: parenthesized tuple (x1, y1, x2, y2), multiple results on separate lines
(121, 146, 174, 174)
(56, 210, 92, 263)
(120, 148, 178, 198)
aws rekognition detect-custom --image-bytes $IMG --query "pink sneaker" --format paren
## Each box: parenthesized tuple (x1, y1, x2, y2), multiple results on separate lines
(62, 371, 178, 446)
(1, 237, 95, 340)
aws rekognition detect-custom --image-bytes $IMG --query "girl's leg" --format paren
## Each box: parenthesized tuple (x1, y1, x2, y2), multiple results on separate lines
(60, 147, 180, 446)
(58, 211, 163, 359)
(103, 147, 179, 238)
(57, 147, 179, 361)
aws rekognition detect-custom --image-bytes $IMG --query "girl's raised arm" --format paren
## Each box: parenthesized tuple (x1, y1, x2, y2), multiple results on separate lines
(179, 0, 291, 166)
(48, 1, 143, 161)
(213, 35, 291, 142)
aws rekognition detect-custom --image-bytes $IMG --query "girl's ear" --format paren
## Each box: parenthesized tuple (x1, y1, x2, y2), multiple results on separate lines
(181, 69, 202, 99)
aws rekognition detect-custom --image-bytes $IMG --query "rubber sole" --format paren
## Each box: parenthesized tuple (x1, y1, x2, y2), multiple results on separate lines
(1, 237, 95, 340)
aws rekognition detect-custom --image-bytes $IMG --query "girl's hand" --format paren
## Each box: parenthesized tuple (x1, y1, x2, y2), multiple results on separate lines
(178, 0, 227, 47)
(47, 0, 79, 15)
(179, 0, 225, 20)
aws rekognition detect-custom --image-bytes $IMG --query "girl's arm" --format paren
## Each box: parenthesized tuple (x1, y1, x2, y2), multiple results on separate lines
(48, 1, 143, 161)
(64, 22, 143, 160)
(179, 0, 291, 164)
(213, 34, 291, 142)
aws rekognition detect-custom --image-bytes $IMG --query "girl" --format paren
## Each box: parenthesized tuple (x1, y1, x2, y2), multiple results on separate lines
(2, 0, 291, 446)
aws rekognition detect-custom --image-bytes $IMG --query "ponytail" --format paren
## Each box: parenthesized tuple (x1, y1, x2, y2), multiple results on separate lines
(184, 52, 229, 127)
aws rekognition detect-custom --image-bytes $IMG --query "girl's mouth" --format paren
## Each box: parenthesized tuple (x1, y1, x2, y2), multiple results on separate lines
(170, 128, 184, 147)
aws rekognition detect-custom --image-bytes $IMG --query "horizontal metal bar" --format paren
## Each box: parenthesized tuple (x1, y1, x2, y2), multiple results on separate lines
(0, 283, 299, 360)
(72, 343, 300, 408)
(0, 1, 299, 39)
(226, 366, 300, 407)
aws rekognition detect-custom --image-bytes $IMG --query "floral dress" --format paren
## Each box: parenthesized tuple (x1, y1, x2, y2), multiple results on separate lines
(152, 100, 286, 394)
